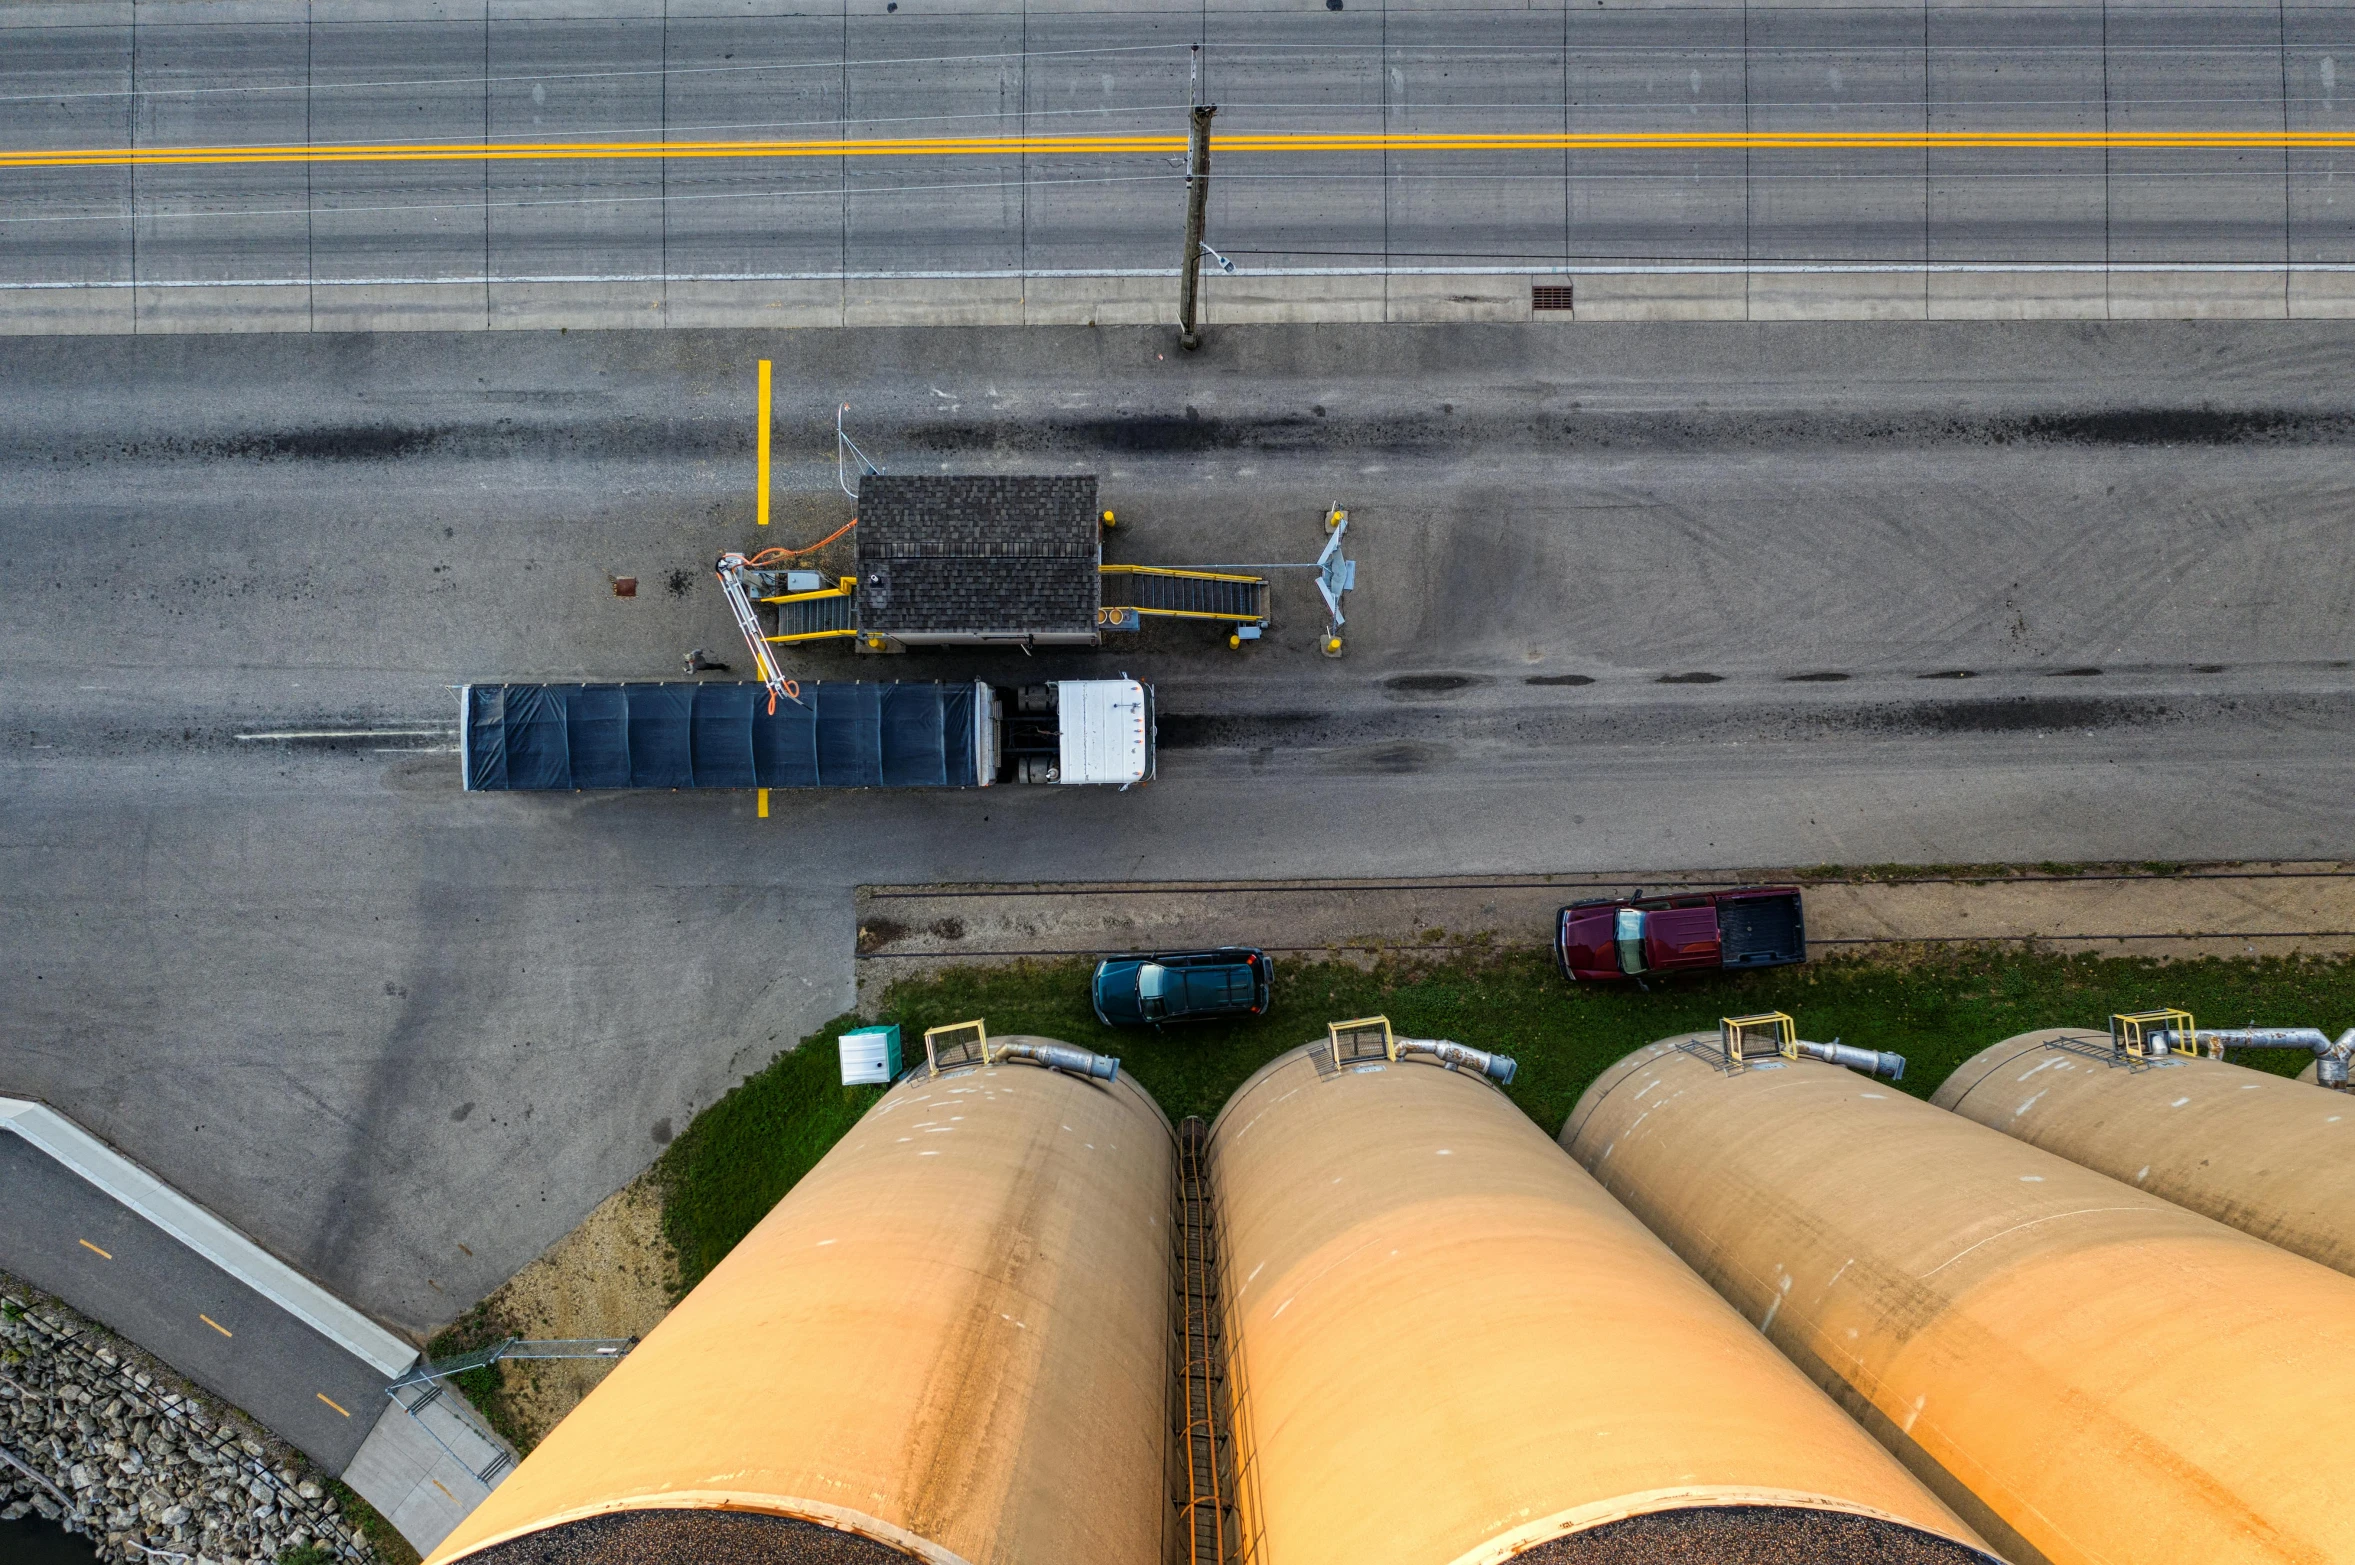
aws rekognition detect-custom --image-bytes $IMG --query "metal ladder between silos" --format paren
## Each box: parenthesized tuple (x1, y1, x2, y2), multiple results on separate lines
(1175, 1117, 1241, 1565)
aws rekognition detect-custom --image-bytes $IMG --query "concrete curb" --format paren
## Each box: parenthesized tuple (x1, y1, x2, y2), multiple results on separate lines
(0, 1098, 417, 1379)
(3, 265, 2349, 334)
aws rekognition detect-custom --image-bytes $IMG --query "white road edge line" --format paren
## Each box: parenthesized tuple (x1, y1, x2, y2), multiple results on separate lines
(13, 261, 2355, 291)
(236, 728, 454, 740)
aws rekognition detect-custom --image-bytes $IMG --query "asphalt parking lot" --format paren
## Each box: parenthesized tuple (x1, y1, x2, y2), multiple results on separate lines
(4, 321, 2351, 1334)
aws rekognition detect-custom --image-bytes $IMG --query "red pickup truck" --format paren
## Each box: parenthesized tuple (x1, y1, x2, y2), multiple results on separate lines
(1555, 887, 1807, 983)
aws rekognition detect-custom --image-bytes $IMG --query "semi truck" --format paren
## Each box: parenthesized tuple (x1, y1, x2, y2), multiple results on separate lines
(462, 678, 1153, 791)
(1554, 886, 1806, 983)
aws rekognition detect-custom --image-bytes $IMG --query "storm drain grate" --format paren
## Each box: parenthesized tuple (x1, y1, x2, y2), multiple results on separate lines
(1532, 284, 1575, 311)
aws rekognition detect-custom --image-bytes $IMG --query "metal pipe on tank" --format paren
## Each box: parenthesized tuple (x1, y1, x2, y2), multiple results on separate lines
(1211, 1041, 1998, 1565)
(1566, 1037, 2355, 1565)
(1793, 1038, 1906, 1081)
(987, 1038, 1120, 1081)
(2182, 1026, 2337, 1054)
(2183, 1026, 2355, 1091)
(425, 1038, 1175, 1565)
(1934, 1027, 2355, 1278)
(1392, 1035, 1518, 1084)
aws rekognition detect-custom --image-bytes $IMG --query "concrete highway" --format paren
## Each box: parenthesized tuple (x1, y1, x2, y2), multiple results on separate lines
(3, 320, 2351, 1334)
(9, 0, 2355, 328)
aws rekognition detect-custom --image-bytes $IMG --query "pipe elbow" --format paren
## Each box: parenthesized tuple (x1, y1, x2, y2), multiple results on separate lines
(1396, 1038, 1519, 1087)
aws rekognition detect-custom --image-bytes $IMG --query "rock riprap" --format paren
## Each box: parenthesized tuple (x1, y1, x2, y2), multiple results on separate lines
(1, 1279, 374, 1563)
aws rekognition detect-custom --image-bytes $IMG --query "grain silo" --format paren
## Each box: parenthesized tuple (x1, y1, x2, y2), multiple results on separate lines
(1565, 1029, 2355, 1565)
(426, 1031, 1173, 1565)
(1208, 1021, 1997, 1565)
(1933, 1017, 2355, 1276)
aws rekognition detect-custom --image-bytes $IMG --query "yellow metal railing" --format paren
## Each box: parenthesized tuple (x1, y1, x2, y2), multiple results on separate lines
(1100, 563, 1268, 584)
(1720, 1011, 1798, 1068)
(762, 578, 858, 643)
(1098, 563, 1270, 623)
(924, 1019, 988, 1074)
(1118, 606, 1263, 623)
(2112, 1009, 2199, 1061)
(1328, 1015, 1396, 1068)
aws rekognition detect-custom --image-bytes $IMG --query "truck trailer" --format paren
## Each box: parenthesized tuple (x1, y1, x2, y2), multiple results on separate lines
(461, 678, 1153, 791)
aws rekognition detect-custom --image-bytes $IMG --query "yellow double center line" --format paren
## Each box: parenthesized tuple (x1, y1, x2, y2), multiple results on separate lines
(3, 128, 2350, 170)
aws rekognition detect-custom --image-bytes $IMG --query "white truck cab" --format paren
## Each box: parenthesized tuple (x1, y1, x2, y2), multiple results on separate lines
(1053, 679, 1155, 787)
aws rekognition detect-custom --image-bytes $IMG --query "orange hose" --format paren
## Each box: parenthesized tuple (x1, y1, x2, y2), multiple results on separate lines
(742, 519, 856, 566)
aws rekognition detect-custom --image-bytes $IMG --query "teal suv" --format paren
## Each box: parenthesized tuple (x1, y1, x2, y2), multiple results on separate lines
(1092, 948, 1273, 1026)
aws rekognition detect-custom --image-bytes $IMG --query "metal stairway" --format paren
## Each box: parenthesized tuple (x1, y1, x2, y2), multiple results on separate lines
(1174, 1116, 1239, 1565)
(763, 582, 859, 642)
(386, 1381, 518, 1487)
(1100, 566, 1269, 624)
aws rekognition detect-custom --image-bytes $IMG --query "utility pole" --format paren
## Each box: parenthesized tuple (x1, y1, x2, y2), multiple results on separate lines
(1178, 102, 1216, 350)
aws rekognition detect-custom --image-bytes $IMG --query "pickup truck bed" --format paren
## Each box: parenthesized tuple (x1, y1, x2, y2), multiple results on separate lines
(1718, 895, 1805, 967)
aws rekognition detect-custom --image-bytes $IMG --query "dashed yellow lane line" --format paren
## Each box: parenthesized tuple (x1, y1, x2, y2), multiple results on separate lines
(5, 128, 2355, 170)
(199, 1313, 233, 1338)
(317, 1393, 352, 1418)
(77, 1239, 113, 1259)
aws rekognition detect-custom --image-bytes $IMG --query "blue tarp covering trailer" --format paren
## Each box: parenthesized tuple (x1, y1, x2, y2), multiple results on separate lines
(463, 681, 984, 791)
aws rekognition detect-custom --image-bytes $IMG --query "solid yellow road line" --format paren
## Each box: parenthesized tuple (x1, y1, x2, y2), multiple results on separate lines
(8, 128, 2355, 171)
(317, 1393, 352, 1417)
(77, 1239, 113, 1260)
(756, 359, 772, 529)
(199, 1313, 233, 1338)
(758, 787, 770, 819)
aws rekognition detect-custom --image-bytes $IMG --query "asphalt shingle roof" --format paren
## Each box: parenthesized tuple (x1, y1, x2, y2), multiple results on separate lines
(856, 475, 1099, 636)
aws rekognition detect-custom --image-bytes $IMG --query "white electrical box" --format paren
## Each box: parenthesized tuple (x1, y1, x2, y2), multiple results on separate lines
(838, 1025, 902, 1086)
(785, 569, 826, 594)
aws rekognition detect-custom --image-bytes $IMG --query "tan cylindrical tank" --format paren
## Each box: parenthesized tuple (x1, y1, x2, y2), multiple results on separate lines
(1210, 1041, 1996, 1565)
(1564, 1037, 2355, 1565)
(1934, 1028, 2355, 1276)
(429, 1040, 1174, 1565)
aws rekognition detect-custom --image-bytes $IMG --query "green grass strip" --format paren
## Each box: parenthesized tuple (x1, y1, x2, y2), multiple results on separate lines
(656, 947, 2354, 1290)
